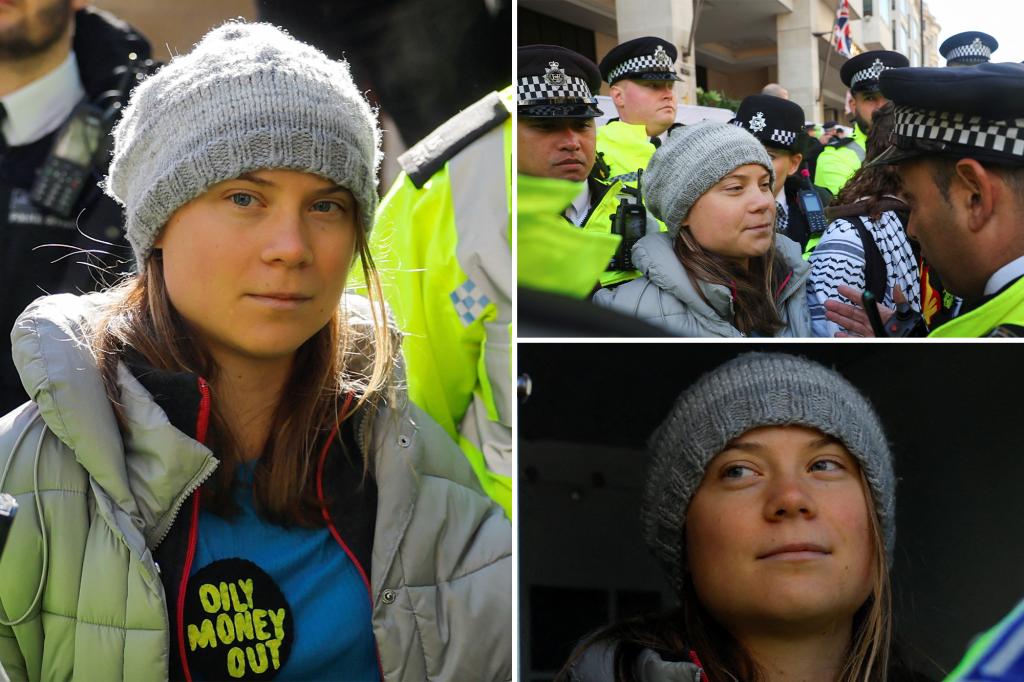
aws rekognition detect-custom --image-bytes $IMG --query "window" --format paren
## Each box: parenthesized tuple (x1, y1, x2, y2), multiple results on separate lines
(911, 48, 921, 67)
(896, 23, 908, 54)
(879, 0, 890, 23)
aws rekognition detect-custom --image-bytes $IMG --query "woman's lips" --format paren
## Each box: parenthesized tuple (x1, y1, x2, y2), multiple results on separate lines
(758, 543, 831, 560)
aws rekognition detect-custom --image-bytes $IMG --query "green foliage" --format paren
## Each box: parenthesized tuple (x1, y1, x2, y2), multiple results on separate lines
(695, 87, 740, 112)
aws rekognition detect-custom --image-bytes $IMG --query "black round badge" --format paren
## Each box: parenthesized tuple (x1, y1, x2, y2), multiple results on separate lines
(182, 558, 294, 680)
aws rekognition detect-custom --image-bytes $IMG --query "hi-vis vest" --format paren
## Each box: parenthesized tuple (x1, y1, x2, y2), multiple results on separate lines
(929, 276, 1024, 337)
(367, 87, 513, 516)
(945, 598, 1024, 680)
(577, 179, 642, 288)
(518, 175, 620, 298)
(596, 120, 657, 185)
(813, 123, 867, 197)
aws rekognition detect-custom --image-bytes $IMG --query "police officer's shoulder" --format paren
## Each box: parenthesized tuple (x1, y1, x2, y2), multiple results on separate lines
(985, 324, 1024, 338)
(399, 90, 510, 189)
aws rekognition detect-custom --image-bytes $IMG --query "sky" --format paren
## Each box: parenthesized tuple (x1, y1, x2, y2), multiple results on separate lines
(925, 0, 1024, 63)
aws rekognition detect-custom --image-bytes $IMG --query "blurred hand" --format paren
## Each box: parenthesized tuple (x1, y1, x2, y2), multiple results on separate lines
(824, 285, 907, 337)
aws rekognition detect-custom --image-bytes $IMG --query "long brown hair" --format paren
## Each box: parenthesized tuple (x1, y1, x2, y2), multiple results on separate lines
(834, 102, 903, 221)
(557, 469, 894, 682)
(672, 227, 789, 336)
(91, 221, 396, 526)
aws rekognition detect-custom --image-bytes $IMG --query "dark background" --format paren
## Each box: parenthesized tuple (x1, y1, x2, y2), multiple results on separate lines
(519, 343, 1024, 681)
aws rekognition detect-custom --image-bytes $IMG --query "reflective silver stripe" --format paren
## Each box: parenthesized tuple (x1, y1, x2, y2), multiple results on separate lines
(848, 141, 866, 161)
(447, 122, 512, 476)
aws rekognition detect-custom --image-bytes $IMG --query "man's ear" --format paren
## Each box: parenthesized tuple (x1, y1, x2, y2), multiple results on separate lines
(789, 153, 804, 177)
(609, 84, 625, 109)
(955, 158, 997, 234)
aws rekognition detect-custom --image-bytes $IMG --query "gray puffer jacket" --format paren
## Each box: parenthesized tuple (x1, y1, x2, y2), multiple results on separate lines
(593, 232, 813, 337)
(0, 292, 511, 681)
(567, 641, 705, 682)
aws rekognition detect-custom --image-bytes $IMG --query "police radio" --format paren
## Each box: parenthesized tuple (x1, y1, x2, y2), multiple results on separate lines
(30, 57, 156, 218)
(608, 170, 646, 272)
(0, 493, 16, 560)
(797, 168, 828, 236)
(862, 290, 927, 337)
(30, 103, 106, 217)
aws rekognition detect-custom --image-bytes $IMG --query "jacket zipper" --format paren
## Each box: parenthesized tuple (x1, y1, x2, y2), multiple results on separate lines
(316, 393, 384, 682)
(178, 376, 212, 682)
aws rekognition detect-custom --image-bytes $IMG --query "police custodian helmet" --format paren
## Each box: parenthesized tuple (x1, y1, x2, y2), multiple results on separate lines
(517, 45, 603, 119)
(871, 62, 1024, 168)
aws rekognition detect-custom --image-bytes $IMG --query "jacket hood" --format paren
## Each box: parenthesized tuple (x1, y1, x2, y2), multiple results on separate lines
(11, 292, 216, 545)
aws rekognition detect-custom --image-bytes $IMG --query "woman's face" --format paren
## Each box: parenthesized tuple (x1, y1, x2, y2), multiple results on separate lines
(684, 164, 776, 269)
(685, 425, 875, 638)
(154, 169, 358, 365)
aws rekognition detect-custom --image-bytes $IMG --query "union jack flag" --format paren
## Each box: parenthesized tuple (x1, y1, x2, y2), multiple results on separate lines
(833, 0, 853, 57)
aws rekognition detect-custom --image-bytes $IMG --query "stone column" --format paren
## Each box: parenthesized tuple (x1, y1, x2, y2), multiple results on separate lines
(776, 0, 822, 121)
(615, 0, 696, 104)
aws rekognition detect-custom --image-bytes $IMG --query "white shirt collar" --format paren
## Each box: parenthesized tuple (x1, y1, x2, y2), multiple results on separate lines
(984, 254, 1024, 297)
(564, 182, 592, 226)
(2, 51, 85, 147)
(775, 187, 788, 216)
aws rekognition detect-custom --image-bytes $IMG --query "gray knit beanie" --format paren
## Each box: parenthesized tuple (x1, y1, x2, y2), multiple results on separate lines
(642, 121, 774, 237)
(105, 21, 381, 269)
(642, 352, 895, 596)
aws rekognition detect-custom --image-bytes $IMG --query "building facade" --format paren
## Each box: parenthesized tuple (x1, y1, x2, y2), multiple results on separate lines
(518, 0, 941, 124)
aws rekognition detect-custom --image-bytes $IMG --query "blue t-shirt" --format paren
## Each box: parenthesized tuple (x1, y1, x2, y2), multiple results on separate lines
(182, 462, 377, 681)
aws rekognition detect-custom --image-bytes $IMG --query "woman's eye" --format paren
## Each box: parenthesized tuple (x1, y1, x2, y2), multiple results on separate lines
(810, 459, 843, 473)
(229, 193, 254, 207)
(723, 464, 755, 479)
(312, 200, 342, 213)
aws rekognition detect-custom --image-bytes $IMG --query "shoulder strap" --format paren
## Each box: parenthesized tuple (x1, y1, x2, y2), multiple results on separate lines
(398, 91, 510, 189)
(851, 216, 886, 301)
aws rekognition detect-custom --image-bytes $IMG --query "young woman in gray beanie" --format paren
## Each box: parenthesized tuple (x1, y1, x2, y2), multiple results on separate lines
(593, 122, 813, 337)
(560, 353, 931, 682)
(0, 21, 510, 681)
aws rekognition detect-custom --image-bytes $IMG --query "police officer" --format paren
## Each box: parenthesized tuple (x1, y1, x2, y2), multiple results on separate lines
(369, 86, 513, 515)
(518, 44, 655, 288)
(940, 31, 998, 67)
(828, 62, 1024, 337)
(0, 4, 153, 413)
(731, 94, 830, 253)
(595, 36, 682, 185)
(814, 50, 908, 196)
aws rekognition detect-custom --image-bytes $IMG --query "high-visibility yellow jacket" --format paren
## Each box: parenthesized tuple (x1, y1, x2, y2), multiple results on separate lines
(929, 276, 1024, 337)
(813, 123, 867, 197)
(596, 120, 657, 185)
(517, 174, 620, 298)
(367, 88, 513, 516)
(945, 598, 1024, 680)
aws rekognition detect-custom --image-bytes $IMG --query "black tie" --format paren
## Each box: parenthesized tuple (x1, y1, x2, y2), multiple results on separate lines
(649, 136, 661, 149)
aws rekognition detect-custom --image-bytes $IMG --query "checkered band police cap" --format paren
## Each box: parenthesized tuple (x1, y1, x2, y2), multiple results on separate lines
(518, 45, 603, 118)
(731, 94, 805, 152)
(871, 62, 1024, 167)
(641, 353, 896, 597)
(599, 36, 681, 85)
(841, 50, 909, 93)
(941, 31, 998, 66)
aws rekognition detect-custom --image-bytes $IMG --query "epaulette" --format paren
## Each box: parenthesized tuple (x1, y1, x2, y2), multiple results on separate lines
(986, 324, 1024, 338)
(399, 91, 510, 189)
